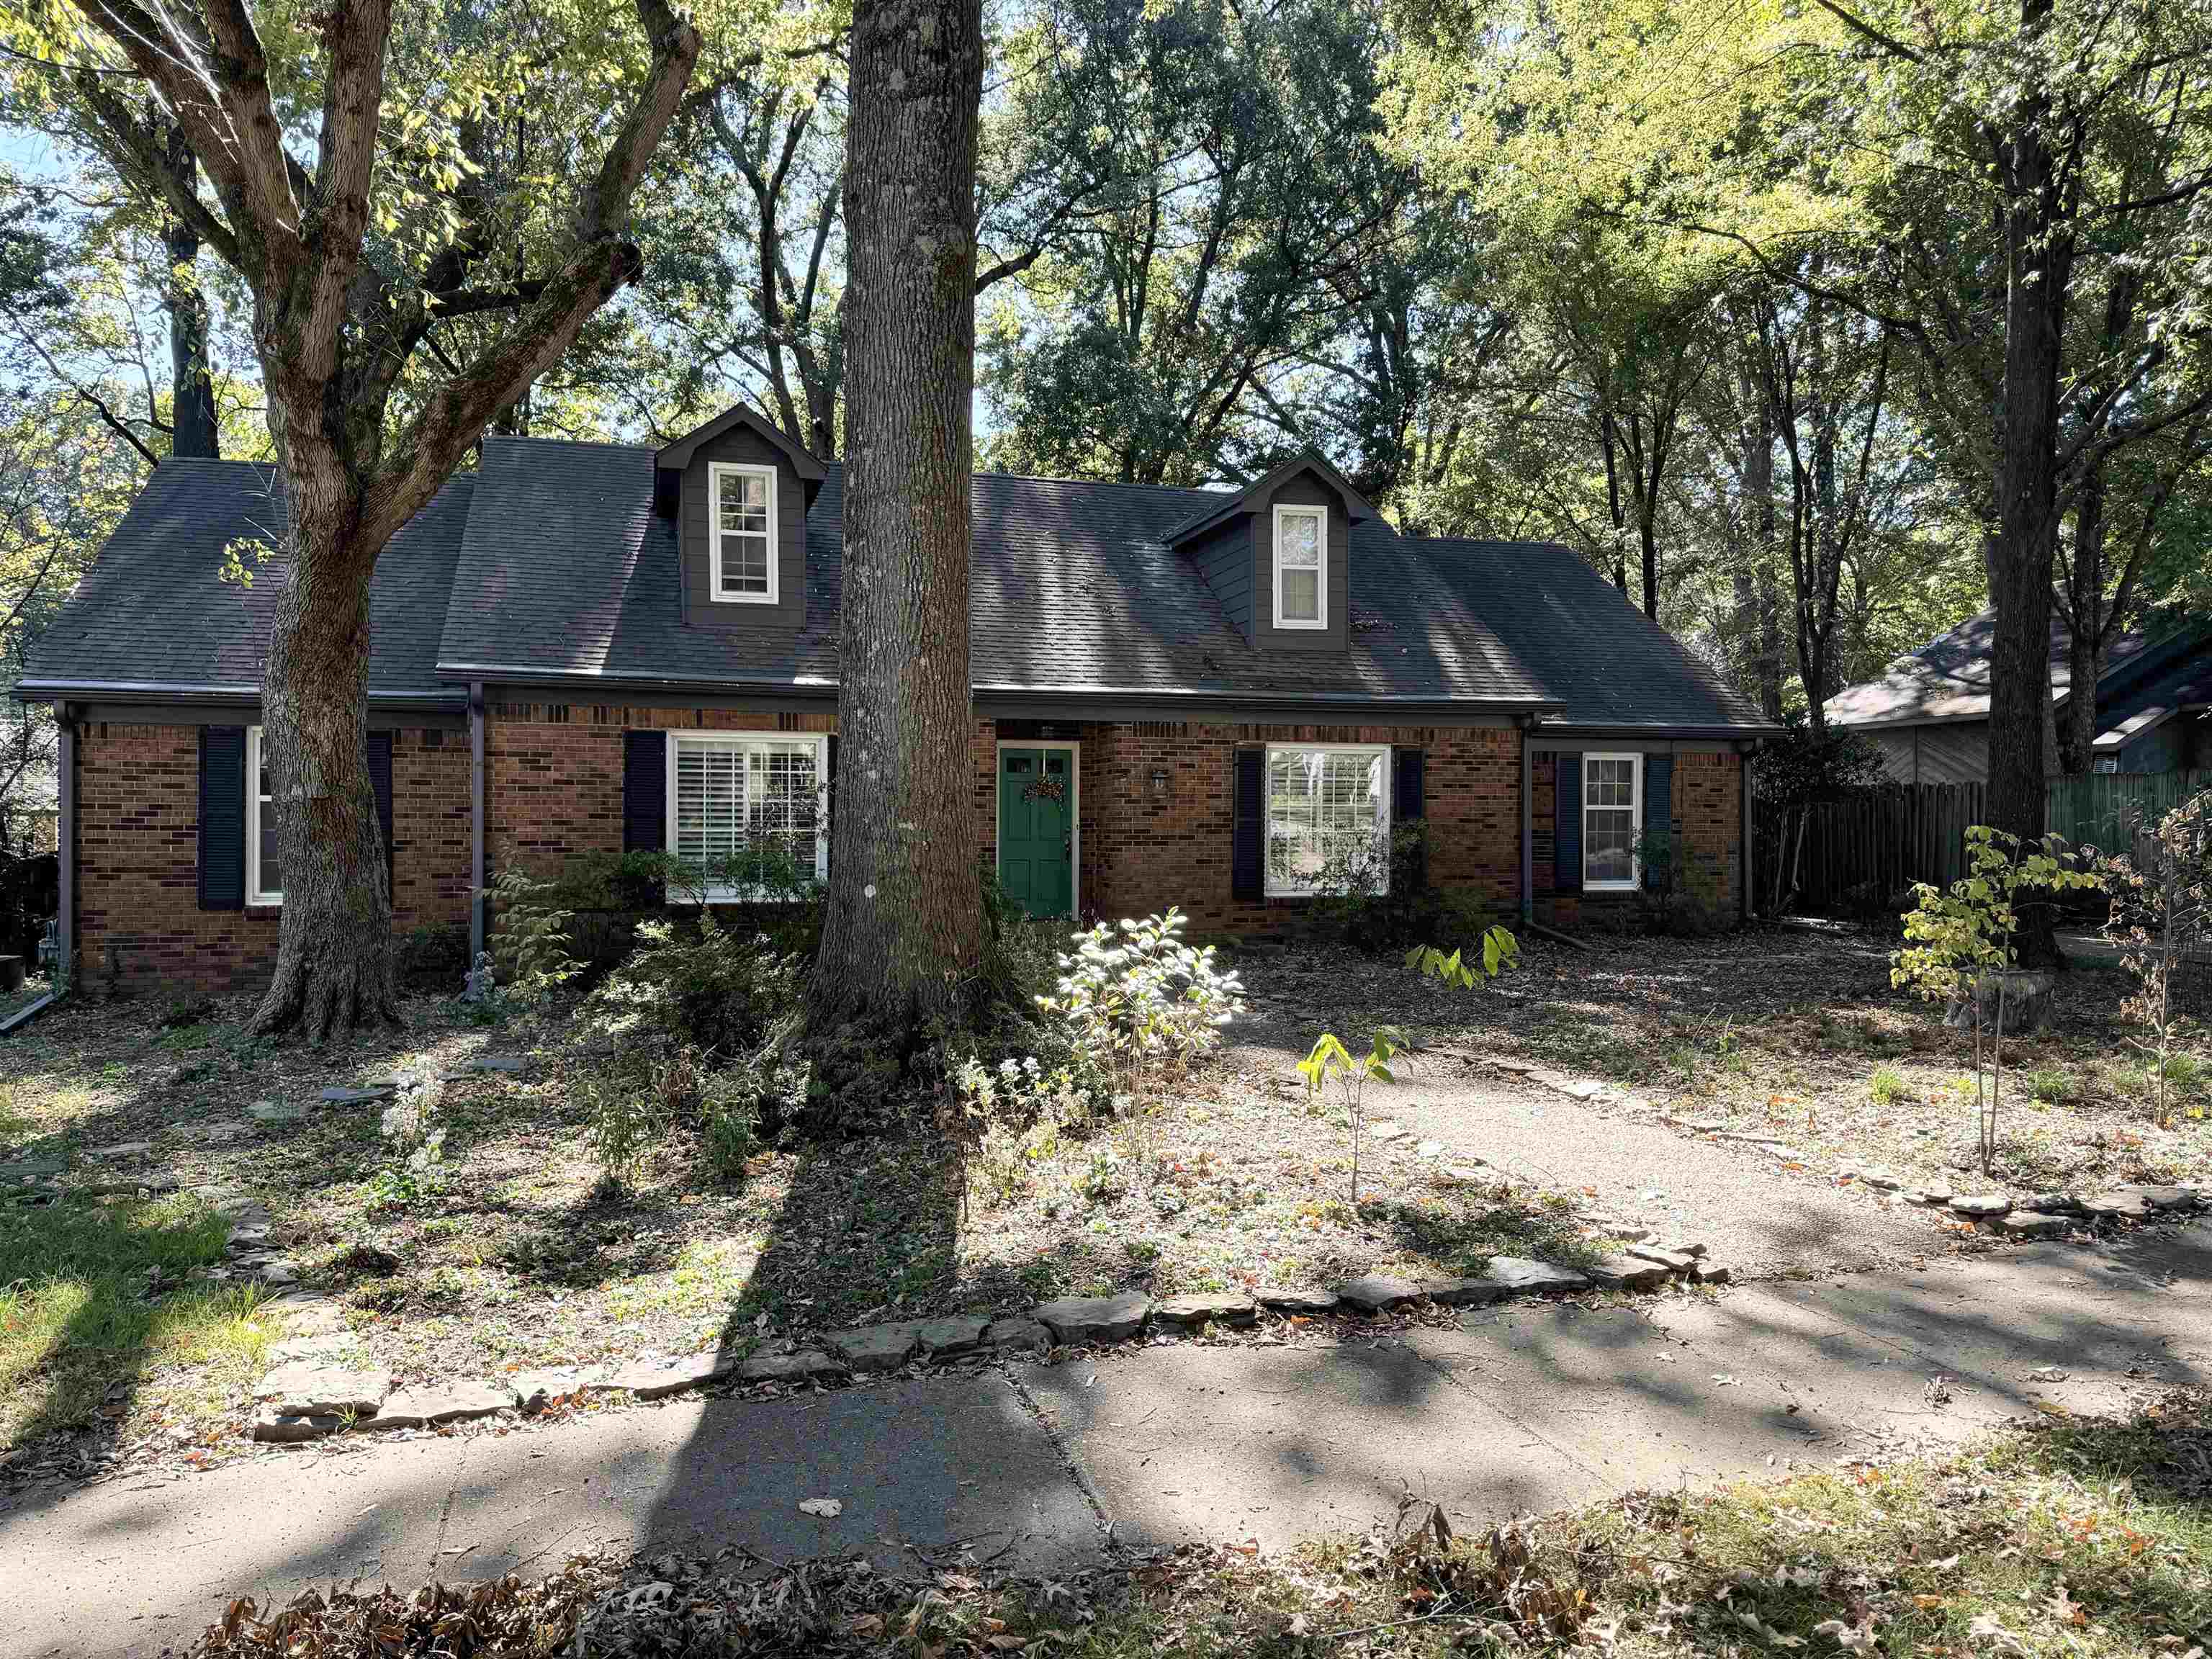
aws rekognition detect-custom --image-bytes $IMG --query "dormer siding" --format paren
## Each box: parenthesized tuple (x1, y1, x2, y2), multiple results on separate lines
(679, 426, 809, 632)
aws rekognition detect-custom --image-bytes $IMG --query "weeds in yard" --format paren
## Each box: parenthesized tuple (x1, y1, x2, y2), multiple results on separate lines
(1894, 826, 2102, 1173)
(1868, 1065, 1909, 1106)
(0, 1195, 272, 1453)
(2028, 1064, 2074, 1105)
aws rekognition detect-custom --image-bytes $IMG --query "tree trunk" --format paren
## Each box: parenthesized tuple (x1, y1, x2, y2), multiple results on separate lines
(2058, 467, 2107, 774)
(1984, 46, 2068, 854)
(806, 0, 986, 1051)
(1985, 13, 2072, 966)
(1757, 564, 1783, 720)
(161, 123, 219, 461)
(249, 452, 396, 1036)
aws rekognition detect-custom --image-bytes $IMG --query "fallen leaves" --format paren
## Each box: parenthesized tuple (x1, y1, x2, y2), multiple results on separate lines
(798, 1497, 843, 1518)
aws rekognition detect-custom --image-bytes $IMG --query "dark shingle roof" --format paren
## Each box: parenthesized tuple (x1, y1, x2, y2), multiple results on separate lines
(19, 458, 469, 701)
(436, 436, 1761, 728)
(1830, 608, 2185, 729)
(30, 436, 1766, 733)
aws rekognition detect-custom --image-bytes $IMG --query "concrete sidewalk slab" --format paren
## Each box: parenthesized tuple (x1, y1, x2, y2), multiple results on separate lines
(0, 1375, 1096, 1659)
(1018, 1335, 1599, 1552)
(4, 1220, 2204, 1659)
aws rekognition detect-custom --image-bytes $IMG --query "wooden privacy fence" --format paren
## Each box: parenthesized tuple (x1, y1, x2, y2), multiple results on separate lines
(2048, 770, 2212, 860)
(1758, 771, 2212, 913)
(1755, 783, 1986, 913)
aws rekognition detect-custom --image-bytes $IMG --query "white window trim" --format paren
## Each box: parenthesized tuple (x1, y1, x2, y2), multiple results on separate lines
(1582, 750, 1643, 893)
(663, 729, 829, 902)
(1271, 503, 1328, 630)
(1262, 741, 1390, 899)
(992, 739, 1082, 918)
(707, 461, 779, 606)
(246, 724, 281, 907)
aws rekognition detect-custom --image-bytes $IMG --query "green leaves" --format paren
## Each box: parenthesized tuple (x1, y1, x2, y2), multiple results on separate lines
(1404, 926, 1520, 988)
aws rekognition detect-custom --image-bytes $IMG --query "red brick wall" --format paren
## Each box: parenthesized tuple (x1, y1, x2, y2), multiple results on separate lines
(72, 707, 1747, 992)
(1676, 750, 1742, 916)
(73, 721, 469, 994)
(484, 702, 840, 876)
(1071, 721, 1522, 935)
(1532, 747, 1743, 929)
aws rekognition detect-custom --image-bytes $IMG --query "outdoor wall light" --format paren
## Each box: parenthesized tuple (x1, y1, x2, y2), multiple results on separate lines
(1148, 768, 1171, 798)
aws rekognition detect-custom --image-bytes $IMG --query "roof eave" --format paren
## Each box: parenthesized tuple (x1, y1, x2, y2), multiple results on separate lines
(12, 677, 464, 709)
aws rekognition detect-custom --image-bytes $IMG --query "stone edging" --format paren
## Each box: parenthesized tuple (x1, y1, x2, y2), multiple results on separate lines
(246, 1246, 1724, 1445)
(1460, 1046, 2207, 1249)
(1835, 1169, 2204, 1238)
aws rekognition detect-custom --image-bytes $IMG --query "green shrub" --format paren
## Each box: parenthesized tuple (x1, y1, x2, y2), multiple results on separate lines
(1033, 909, 1246, 1107)
(2026, 1066, 2072, 1105)
(487, 867, 582, 1006)
(698, 1068, 767, 1178)
(588, 909, 804, 1062)
(394, 923, 469, 993)
(1868, 1065, 1909, 1107)
(582, 1076, 657, 1189)
(1305, 824, 1496, 955)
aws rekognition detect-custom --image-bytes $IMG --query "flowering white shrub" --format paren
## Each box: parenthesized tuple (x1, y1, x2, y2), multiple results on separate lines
(1033, 908, 1246, 1106)
(369, 1062, 448, 1207)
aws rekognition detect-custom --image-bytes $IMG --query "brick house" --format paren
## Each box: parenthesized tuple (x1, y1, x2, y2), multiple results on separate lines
(20, 406, 1771, 993)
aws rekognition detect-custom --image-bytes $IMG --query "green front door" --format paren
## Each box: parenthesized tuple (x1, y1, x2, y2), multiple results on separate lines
(998, 746, 1074, 918)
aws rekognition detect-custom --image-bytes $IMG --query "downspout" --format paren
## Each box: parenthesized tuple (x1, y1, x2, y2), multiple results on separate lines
(1518, 713, 1534, 927)
(55, 701, 75, 989)
(469, 681, 486, 963)
(1740, 739, 1757, 925)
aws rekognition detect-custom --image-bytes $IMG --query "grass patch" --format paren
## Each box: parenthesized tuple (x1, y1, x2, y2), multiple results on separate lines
(1867, 1064, 1909, 1106)
(185, 1391, 2212, 1659)
(0, 1194, 274, 1454)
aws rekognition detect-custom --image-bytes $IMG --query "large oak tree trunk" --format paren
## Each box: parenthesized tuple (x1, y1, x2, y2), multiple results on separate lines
(806, 0, 986, 1050)
(251, 454, 395, 1035)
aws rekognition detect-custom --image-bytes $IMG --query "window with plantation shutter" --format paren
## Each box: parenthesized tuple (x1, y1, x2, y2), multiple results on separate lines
(666, 732, 827, 899)
(1263, 743, 1389, 896)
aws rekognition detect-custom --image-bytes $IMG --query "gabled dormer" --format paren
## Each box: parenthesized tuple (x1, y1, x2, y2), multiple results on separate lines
(1166, 451, 1377, 652)
(655, 405, 827, 631)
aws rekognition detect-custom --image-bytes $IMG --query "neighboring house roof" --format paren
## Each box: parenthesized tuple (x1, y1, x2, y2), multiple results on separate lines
(24, 438, 1768, 734)
(1828, 607, 2187, 730)
(18, 458, 469, 703)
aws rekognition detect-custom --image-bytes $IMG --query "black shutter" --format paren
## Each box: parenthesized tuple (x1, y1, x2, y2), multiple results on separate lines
(1554, 750, 1583, 894)
(198, 725, 246, 911)
(1231, 746, 1264, 902)
(1642, 752, 1673, 891)
(623, 729, 667, 853)
(368, 730, 395, 893)
(1393, 746, 1426, 889)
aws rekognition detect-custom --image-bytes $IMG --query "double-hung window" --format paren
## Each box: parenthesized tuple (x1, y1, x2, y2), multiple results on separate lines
(667, 732, 828, 900)
(1583, 752, 1642, 891)
(1272, 503, 1327, 629)
(1264, 743, 1388, 896)
(709, 462, 778, 604)
(246, 724, 282, 906)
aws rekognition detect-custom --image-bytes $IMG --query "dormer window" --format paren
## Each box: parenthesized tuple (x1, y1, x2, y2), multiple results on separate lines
(1272, 503, 1326, 629)
(711, 462, 778, 603)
